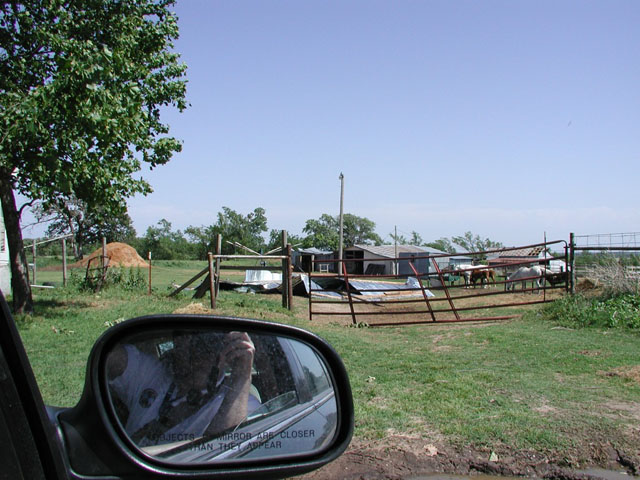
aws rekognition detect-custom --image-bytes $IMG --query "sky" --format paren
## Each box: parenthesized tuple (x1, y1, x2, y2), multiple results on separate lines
(22, 0, 640, 247)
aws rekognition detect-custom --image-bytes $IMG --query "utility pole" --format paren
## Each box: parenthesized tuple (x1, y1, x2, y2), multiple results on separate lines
(394, 225, 398, 275)
(338, 173, 344, 276)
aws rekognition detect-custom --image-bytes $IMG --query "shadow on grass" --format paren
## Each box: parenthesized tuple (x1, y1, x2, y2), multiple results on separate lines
(12, 296, 97, 325)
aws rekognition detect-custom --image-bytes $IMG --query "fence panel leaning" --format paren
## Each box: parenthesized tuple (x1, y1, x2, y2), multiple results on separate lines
(168, 232, 294, 310)
(569, 232, 640, 294)
(307, 240, 569, 327)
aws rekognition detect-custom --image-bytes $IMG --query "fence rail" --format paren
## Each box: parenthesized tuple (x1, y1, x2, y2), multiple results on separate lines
(569, 232, 640, 293)
(308, 240, 568, 326)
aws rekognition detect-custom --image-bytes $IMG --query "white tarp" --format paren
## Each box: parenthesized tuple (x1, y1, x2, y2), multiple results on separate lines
(300, 275, 433, 299)
(244, 270, 283, 284)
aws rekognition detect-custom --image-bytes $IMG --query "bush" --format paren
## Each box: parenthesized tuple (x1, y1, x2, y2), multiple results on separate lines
(539, 293, 640, 331)
(105, 267, 147, 291)
(68, 267, 147, 292)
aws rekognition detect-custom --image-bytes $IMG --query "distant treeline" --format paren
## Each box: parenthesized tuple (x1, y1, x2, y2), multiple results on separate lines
(27, 206, 508, 263)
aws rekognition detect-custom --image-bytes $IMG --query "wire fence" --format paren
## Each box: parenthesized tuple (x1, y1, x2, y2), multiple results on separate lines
(569, 232, 640, 293)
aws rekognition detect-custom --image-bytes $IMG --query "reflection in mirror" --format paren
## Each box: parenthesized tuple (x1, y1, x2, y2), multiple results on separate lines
(105, 328, 338, 464)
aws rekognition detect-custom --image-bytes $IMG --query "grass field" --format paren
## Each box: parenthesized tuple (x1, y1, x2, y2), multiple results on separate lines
(35, 258, 274, 290)
(13, 271, 640, 471)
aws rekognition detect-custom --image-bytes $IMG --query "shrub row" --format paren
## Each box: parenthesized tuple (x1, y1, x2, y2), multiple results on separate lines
(539, 292, 640, 331)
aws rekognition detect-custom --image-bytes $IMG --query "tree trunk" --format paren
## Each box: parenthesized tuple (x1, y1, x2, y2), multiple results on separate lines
(76, 234, 84, 260)
(70, 222, 83, 259)
(66, 215, 81, 259)
(0, 171, 33, 313)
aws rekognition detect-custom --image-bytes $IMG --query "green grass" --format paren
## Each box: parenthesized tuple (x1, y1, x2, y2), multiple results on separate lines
(14, 283, 640, 465)
(34, 258, 277, 291)
(316, 320, 639, 453)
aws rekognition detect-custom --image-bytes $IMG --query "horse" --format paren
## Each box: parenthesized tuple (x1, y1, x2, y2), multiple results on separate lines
(454, 264, 472, 286)
(506, 266, 550, 292)
(471, 268, 496, 288)
(454, 264, 494, 288)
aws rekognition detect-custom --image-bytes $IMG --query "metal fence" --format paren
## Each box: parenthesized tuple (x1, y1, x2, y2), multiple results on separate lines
(569, 232, 640, 292)
(308, 240, 568, 326)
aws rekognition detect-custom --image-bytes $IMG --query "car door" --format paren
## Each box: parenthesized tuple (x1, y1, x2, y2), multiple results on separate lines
(0, 291, 354, 479)
(0, 293, 68, 480)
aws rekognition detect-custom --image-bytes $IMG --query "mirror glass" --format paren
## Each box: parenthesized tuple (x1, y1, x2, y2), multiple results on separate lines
(104, 328, 338, 464)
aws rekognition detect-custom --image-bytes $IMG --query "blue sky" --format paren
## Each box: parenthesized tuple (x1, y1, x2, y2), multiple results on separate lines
(24, 0, 640, 246)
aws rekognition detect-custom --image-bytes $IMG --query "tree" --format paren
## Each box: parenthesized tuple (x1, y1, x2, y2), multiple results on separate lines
(388, 232, 408, 245)
(212, 207, 268, 254)
(0, 1, 187, 312)
(184, 224, 217, 260)
(34, 197, 136, 259)
(409, 231, 423, 246)
(424, 237, 457, 254)
(187, 207, 269, 256)
(343, 214, 382, 247)
(303, 213, 382, 251)
(265, 229, 304, 252)
(139, 219, 192, 260)
(185, 207, 270, 258)
(452, 231, 504, 254)
(302, 214, 339, 251)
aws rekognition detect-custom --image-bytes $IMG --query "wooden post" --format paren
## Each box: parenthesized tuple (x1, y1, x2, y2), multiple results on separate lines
(394, 225, 398, 275)
(286, 244, 293, 311)
(168, 266, 209, 297)
(564, 244, 570, 294)
(342, 262, 357, 325)
(148, 252, 152, 295)
(102, 237, 107, 270)
(281, 230, 288, 309)
(569, 232, 576, 294)
(32, 241, 36, 286)
(214, 235, 222, 298)
(208, 252, 216, 309)
(62, 238, 67, 287)
(308, 257, 313, 321)
(543, 233, 547, 302)
(338, 173, 344, 276)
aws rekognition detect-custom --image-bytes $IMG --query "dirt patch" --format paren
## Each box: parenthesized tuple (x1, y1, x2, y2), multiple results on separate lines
(576, 278, 603, 294)
(171, 303, 213, 315)
(309, 286, 565, 327)
(300, 435, 640, 480)
(600, 401, 640, 422)
(578, 350, 604, 357)
(603, 365, 640, 385)
(71, 242, 149, 268)
(532, 400, 560, 416)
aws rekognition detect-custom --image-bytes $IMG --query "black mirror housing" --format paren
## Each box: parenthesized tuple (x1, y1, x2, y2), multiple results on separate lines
(55, 315, 354, 479)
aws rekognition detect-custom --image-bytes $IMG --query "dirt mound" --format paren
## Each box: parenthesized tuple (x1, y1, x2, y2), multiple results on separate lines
(73, 242, 148, 268)
(577, 277, 600, 292)
(605, 365, 640, 385)
(300, 436, 640, 480)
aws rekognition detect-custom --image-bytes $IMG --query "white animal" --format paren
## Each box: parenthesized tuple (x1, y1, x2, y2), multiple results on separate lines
(506, 266, 550, 292)
(454, 264, 489, 288)
(454, 264, 473, 286)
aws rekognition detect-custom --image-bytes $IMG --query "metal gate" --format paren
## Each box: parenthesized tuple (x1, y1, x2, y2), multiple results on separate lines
(569, 232, 640, 293)
(308, 240, 568, 326)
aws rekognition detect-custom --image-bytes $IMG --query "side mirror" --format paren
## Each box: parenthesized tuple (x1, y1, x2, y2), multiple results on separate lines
(56, 315, 353, 479)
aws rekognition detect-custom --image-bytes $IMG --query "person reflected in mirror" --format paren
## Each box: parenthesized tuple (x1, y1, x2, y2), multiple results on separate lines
(107, 331, 261, 447)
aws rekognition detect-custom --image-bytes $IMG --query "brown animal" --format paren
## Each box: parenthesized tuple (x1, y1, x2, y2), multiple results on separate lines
(544, 271, 567, 286)
(471, 269, 496, 288)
